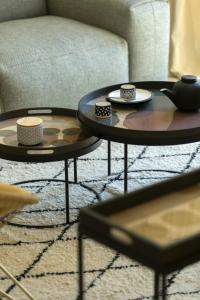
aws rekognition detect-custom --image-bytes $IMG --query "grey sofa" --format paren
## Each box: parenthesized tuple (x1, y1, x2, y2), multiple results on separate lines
(0, 0, 169, 112)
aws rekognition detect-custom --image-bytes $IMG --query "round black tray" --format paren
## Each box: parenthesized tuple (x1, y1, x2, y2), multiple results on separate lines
(78, 81, 200, 146)
(0, 107, 101, 162)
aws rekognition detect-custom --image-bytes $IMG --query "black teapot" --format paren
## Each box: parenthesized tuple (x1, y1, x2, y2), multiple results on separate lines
(161, 75, 200, 111)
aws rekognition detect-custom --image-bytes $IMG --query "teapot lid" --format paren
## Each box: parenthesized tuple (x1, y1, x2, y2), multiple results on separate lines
(181, 75, 197, 83)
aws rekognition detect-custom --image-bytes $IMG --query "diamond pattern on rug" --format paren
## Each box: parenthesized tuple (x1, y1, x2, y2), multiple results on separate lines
(0, 141, 200, 299)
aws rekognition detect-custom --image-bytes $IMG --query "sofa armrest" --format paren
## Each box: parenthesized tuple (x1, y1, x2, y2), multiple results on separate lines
(47, 0, 169, 81)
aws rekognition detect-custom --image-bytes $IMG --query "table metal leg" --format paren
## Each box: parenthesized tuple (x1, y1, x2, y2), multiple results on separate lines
(108, 140, 111, 176)
(65, 160, 69, 223)
(162, 274, 167, 300)
(154, 272, 167, 300)
(124, 144, 128, 193)
(154, 271, 160, 300)
(74, 157, 78, 184)
(78, 228, 84, 300)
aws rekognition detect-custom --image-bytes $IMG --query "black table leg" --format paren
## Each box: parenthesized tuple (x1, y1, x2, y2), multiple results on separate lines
(154, 272, 167, 300)
(78, 228, 84, 300)
(65, 159, 69, 223)
(124, 144, 128, 193)
(108, 140, 111, 176)
(162, 274, 167, 300)
(74, 157, 78, 183)
(154, 271, 160, 300)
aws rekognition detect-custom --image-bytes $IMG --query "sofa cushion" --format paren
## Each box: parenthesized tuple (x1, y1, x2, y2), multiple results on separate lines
(0, 0, 47, 22)
(0, 16, 128, 111)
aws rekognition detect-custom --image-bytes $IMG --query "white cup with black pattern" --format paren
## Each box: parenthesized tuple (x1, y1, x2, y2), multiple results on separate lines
(95, 102, 112, 118)
(120, 84, 136, 100)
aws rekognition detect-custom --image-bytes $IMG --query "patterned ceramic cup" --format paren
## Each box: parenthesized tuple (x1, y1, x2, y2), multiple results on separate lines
(120, 84, 136, 100)
(95, 102, 112, 118)
(17, 117, 43, 145)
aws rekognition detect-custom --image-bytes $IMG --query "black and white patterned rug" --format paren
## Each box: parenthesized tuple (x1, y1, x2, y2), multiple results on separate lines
(0, 141, 200, 299)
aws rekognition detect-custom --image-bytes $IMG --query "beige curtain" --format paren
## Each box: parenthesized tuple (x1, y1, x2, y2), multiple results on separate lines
(170, 0, 200, 78)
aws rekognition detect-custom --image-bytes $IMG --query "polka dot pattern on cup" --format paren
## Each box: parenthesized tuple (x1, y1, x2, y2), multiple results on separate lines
(120, 84, 136, 100)
(95, 102, 112, 118)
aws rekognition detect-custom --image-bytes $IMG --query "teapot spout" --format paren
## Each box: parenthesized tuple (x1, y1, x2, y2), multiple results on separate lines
(160, 88, 176, 103)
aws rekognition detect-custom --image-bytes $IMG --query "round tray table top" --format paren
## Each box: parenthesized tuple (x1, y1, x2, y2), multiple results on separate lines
(0, 108, 100, 162)
(78, 81, 200, 145)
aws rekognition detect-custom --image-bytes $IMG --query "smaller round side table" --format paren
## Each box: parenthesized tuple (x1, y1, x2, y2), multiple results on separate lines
(0, 107, 101, 227)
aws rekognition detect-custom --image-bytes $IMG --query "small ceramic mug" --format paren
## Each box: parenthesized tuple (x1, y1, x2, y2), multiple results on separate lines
(120, 84, 136, 100)
(17, 117, 43, 145)
(95, 102, 112, 118)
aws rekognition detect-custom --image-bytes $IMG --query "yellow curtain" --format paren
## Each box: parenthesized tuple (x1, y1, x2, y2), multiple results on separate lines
(169, 0, 200, 78)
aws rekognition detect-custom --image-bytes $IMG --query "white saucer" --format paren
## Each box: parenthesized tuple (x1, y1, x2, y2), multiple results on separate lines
(107, 89, 152, 104)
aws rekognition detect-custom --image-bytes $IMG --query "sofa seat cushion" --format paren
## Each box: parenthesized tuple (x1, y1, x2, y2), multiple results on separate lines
(0, 16, 128, 111)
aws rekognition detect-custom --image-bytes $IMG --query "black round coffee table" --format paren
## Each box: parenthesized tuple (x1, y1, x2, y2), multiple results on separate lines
(78, 81, 200, 192)
(0, 107, 101, 226)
